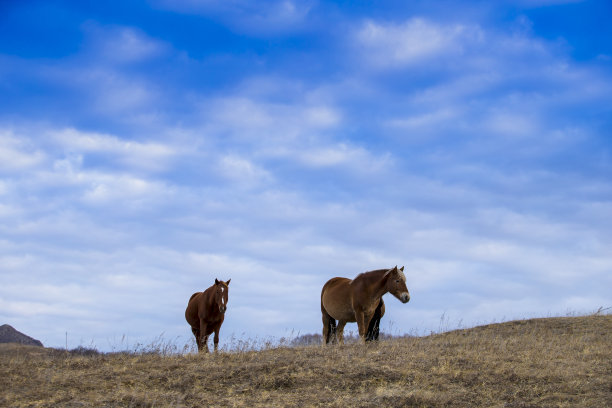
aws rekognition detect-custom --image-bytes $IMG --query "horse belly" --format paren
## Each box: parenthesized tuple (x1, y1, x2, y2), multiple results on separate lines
(332, 308, 356, 322)
(323, 297, 355, 321)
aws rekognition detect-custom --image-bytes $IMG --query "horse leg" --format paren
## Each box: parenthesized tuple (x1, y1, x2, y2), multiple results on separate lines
(321, 310, 337, 345)
(336, 320, 347, 345)
(366, 300, 383, 342)
(213, 325, 220, 352)
(191, 326, 201, 351)
(355, 309, 365, 341)
(322, 312, 329, 344)
(199, 319, 209, 353)
(201, 334, 210, 353)
(365, 315, 380, 342)
(356, 310, 372, 342)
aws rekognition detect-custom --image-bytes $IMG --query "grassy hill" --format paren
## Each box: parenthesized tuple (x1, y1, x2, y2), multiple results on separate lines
(1, 314, 611, 407)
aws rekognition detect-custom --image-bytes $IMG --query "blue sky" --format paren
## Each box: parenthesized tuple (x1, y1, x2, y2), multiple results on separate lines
(1, 0, 611, 351)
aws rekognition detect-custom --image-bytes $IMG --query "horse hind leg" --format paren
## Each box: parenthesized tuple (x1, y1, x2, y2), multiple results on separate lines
(336, 320, 346, 345)
(365, 317, 380, 342)
(191, 326, 201, 351)
(322, 311, 337, 345)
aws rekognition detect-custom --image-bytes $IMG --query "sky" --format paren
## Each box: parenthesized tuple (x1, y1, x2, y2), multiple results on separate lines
(1, 0, 611, 351)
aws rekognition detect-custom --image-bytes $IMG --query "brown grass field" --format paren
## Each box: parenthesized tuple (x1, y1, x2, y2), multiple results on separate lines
(1, 314, 611, 407)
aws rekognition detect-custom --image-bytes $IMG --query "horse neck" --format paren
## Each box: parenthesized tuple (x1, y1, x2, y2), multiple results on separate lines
(358, 269, 389, 298)
(203, 286, 219, 314)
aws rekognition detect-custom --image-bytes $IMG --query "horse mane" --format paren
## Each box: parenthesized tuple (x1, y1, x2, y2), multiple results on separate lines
(353, 269, 389, 284)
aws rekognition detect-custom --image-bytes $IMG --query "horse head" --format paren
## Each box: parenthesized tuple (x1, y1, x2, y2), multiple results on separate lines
(385, 266, 410, 303)
(214, 278, 231, 313)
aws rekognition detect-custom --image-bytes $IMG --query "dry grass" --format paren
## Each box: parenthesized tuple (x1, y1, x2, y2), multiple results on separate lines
(2, 314, 611, 407)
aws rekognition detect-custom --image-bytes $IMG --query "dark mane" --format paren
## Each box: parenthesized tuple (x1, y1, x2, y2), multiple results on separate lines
(353, 269, 388, 283)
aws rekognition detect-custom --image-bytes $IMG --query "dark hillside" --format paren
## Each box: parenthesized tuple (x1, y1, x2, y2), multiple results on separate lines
(0, 324, 43, 347)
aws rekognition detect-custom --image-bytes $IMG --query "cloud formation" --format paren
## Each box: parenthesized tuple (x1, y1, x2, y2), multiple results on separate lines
(357, 18, 481, 68)
(0, 1, 610, 350)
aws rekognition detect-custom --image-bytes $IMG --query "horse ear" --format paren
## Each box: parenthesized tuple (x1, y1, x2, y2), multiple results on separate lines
(400, 266, 404, 272)
(215, 278, 219, 285)
(226, 279, 231, 286)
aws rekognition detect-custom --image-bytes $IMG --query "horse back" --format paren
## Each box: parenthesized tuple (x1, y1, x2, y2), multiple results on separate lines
(188, 292, 200, 302)
(321, 277, 351, 299)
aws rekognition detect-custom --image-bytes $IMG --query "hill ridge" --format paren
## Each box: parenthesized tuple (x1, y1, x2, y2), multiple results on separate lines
(0, 324, 43, 347)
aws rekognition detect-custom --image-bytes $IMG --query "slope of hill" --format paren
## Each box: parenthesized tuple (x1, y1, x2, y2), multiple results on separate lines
(1, 315, 610, 407)
(0, 324, 43, 347)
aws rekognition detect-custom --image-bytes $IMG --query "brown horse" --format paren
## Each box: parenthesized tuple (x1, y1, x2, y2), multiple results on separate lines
(185, 278, 230, 352)
(321, 266, 409, 344)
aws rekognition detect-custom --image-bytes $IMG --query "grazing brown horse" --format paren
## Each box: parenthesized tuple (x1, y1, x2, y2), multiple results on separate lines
(185, 278, 230, 352)
(321, 266, 409, 344)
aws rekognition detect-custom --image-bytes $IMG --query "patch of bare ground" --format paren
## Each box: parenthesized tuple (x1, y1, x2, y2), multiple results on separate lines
(1, 315, 611, 407)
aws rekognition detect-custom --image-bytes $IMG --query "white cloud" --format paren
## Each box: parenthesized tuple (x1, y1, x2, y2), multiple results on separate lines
(88, 71, 156, 114)
(82, 23, 168, 64)
(153, 0, 314, 34)
(81, 174, 170, 205)
(356, 18, 482, 68)
(0, 131, 46, 172)
(293, 143, 392, 171)
(203, 97, 342, 143)
(198, 94, 394, 174)
(385, 108, 459, 135)
(510, 0, 585, 6)
(34, 62, 159, 117)
(217, 155, 272, 185)
(51, 128, 177, 172)
(483, 112, 540, 138)
(305, 106, 341, 128)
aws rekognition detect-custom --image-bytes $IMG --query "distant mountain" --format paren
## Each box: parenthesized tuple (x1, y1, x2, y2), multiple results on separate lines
(0, 324, 43, 347)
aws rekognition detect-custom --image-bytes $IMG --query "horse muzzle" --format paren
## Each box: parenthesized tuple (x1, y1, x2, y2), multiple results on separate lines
(400, 293, 410, 303)
(219, 306, 227, 313)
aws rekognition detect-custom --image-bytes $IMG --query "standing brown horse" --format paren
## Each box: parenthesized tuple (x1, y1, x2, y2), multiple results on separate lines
(321, 266, 409, 344)
(185, 278, 230, 352)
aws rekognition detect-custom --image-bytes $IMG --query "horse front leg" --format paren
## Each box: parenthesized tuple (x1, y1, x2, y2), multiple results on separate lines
(199, 319, 210, 353)
(201, 334, 210, 353)
(356, 310, 372, 343)
(213, 325, 220, 352)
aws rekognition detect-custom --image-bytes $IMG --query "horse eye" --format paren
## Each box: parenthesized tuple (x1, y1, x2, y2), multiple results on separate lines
(396, 280, 400, 283)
